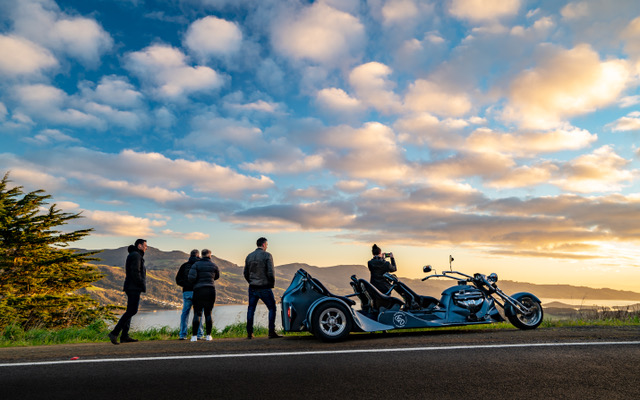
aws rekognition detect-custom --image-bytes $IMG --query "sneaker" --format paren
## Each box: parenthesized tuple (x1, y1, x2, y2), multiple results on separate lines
(268, 332, 282, 339)
(108, 332, 119, 345)
(190, 336, 198, 342)
(246, 334, 253, 340)
(120, 336, 138, 343)
(205, 335, 213, 341)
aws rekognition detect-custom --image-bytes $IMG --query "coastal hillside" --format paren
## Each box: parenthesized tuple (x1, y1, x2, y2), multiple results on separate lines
(82, 247, 640, 309)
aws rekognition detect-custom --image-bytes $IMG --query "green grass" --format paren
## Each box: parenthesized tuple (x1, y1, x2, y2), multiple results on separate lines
(1, 308, 638, 347)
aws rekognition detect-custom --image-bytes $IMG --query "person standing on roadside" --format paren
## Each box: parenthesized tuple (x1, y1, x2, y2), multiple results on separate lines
(368, 244, 397, 294)
(108, 238, 147, 345)
(244, 237, 281, 339)
(188, 249, 219, 342)
(175, 249, 204, 340)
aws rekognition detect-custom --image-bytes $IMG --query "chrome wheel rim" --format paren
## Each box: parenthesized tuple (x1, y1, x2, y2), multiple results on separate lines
(318, 307, 347, 337)
(517, 297, 542, 326)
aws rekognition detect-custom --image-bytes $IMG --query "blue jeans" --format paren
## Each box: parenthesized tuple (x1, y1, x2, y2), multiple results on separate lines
(180, 291, 203, 338)
(246, 287, 277, 334)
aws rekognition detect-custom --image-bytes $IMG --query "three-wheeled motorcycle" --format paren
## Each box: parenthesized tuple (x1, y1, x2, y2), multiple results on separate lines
(281, 256, 544, 341)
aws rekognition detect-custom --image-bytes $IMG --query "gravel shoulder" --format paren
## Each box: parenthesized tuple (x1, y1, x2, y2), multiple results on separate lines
(1, 325, 639, 364)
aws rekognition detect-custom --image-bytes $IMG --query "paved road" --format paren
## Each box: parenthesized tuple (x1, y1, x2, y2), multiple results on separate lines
(2, 326, 639, 399)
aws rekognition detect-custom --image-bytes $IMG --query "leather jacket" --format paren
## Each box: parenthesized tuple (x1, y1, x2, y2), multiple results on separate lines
(244, 248, 275, 289)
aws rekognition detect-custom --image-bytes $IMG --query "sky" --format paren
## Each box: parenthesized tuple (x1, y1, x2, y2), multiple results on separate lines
(1, 0, 640, 292)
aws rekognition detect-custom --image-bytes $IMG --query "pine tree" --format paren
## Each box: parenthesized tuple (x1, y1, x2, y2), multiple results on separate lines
(0, 172, 115, 329)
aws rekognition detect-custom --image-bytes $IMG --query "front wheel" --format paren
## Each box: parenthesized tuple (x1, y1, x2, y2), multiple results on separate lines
(311, 302, 353, 342)
(505, 295, 543, 330)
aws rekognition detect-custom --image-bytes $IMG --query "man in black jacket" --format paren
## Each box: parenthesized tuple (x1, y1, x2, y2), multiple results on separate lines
(108, 239, 147, 345)
(244, 237, 280, 339)
(175, 249, 203, 340)
(368, 244, 397, 294)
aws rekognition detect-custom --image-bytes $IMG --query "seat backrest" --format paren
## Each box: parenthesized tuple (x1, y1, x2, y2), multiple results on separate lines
(350, 275, 371, 310)
(358, 279, 404, 311)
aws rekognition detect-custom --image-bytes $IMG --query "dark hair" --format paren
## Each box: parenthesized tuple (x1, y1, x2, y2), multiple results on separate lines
(372, 244, 381, 256)
(256, 237, 268, 247)
(201, 249, 211, 257)
(190, 249, 199, 257)
(134, 239, 147, 247)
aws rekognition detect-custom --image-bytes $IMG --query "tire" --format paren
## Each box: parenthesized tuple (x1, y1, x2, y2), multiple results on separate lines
(506, 294, 544, 330)
(311, 302, 353, 342)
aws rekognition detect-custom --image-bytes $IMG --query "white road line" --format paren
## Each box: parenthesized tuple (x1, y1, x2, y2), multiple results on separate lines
(1, 341, 639, 368)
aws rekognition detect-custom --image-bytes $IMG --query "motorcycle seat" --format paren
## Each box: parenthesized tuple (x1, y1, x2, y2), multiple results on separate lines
(358, 279, 404, 311)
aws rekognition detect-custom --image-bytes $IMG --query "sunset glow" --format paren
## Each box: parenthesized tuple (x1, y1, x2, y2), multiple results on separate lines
(1, 0, 640, 291)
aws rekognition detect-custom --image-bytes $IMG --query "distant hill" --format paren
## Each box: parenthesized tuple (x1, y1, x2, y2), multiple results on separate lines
(80, 247, 640, 309)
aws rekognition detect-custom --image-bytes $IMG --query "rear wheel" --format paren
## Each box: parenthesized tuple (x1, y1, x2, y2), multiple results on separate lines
(506, 295, 543, 330)
(311, 302, 352, 341)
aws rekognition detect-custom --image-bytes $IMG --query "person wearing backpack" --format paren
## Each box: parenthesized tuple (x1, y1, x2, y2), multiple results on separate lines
(175, 249, 203, 340)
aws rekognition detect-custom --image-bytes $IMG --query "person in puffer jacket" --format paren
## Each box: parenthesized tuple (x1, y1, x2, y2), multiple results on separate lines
(244, 237, 281, 339)
(188, 249, 220, 341)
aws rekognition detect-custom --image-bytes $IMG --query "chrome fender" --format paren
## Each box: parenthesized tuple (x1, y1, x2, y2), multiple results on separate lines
(504, 292, 542, 315)
(305, 297, 394, 333)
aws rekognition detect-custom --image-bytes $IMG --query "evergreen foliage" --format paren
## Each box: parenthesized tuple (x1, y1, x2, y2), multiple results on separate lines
(0, 172, 116, 329)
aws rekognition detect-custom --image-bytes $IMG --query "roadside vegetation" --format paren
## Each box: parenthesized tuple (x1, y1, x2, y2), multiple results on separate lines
(1, 308, 639, 348)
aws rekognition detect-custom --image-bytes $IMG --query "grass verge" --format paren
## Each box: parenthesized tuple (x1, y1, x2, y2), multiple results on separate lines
(1, 308, 638, 347)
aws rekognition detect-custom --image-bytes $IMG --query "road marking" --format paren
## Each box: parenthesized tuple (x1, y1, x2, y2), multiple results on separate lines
(1, 341, 639, 367)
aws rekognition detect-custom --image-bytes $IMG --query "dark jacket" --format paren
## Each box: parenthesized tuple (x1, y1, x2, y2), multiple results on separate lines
(244, 248, 275, 289)
(175, 256, 200, 292)
(188, 256, 220, 290)
(123, 245, 146, 292)
(367, 256, 396, 294)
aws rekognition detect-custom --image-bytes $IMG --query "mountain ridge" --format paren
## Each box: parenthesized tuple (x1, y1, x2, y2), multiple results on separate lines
(80, 246, 640, 309)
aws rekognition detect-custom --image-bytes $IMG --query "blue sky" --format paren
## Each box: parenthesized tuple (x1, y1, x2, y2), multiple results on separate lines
(2, 0, 640, 291)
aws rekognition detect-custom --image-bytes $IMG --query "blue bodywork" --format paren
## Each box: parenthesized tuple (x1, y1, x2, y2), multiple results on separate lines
(281, 269, 511, 338)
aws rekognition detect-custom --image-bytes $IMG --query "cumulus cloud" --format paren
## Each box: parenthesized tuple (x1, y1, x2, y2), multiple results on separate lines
(320, 122, 411, 182)
(80, 76, 144, 109)
(404, 79, 472, 117)
(184, 16, 242, 61)
(124, 44, 225, 100)
(271, 2, 365, 65)
(448, 0, 521, 22)
(230, 201, 356, 230)
(502, 44, 632, 129)
(466, 126, 597, 156)
(161, 229, 210, 240)
(349, 62, 402, 114)
(315, 88, 364, 115)
(0, 34, 57, 76)
(9, 0, 113, 66)
(610, 112, 640, 132)
(381, 0, 420, 26)
(551, 146, 636, 193)
(83, 210, 165, 237)
(26, 128, 79, 145)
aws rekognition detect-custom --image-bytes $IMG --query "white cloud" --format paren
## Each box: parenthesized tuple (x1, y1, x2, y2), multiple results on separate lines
(27, 129, 79, 145)
(83, 210, 164, 237)
(161, 229, 210, 240)
(315, 88, 364, 114)
(349, 62, 402, 114)
(610, 112, 640, 132)
(184, 16, 242, 61)
(552, 146, 635, 193)
(448, 0, 521, 22)
(381, 0, 419, 26)
(466, 126, 597, 156)
(80, 76, 144, 109)
(10, 0, 113, 66)
(561, 2, 590, 20)
(271, 2, 365, 65)
(124, 44, 225, 100)
(502, 44, 632, 129)
(404, 79, 472, 117)
(0, 34, 57, 76)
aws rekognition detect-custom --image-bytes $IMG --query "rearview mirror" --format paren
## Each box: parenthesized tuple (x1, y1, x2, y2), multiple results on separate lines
(423, 265, 432, 273)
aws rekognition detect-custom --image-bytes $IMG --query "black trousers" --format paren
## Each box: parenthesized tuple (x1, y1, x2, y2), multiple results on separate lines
(192, 287, 216, 336)
(111, 290, 141, 338)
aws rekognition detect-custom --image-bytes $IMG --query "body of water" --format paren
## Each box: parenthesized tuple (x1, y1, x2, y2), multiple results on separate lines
(130, 298, 639, 331)
(131, 304, 282, 331)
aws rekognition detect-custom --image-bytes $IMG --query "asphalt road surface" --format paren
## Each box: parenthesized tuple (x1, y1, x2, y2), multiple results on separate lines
(1, 326, 639, 399)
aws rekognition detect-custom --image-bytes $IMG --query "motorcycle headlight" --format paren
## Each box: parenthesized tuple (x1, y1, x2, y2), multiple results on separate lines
(488, 273, 498, 283)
